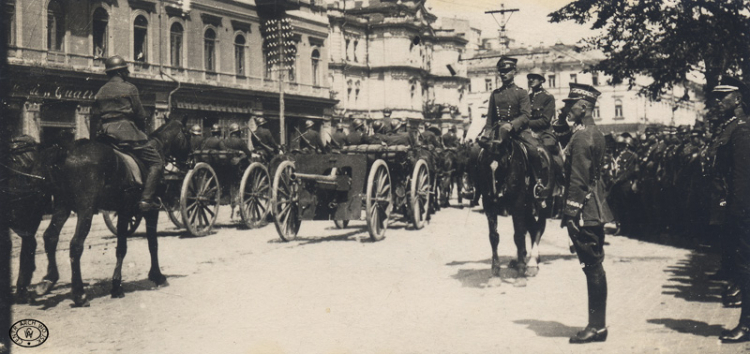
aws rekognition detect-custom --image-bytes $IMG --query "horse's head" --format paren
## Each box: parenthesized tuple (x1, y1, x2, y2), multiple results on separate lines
(478, 136, 525, 199)
(151, 115, 191, 163)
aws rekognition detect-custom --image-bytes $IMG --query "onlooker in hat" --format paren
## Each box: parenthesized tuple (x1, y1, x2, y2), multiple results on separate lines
(560, 82, 614, 344)
(250, 116, 280, 161)
(711, 76, 750, 343)
(345, 119, 366, 145)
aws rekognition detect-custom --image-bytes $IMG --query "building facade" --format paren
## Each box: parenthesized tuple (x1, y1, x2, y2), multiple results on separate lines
(326, 0, 470, 133)
(465, 42, 703, 138)
(4, 0, 335, 148)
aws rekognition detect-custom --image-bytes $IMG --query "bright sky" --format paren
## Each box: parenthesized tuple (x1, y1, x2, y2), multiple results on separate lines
(425, 0, 600, 46)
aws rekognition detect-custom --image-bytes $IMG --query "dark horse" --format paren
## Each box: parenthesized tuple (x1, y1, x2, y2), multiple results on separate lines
(438, 146, 469, 207)
(477, 135, 555, 278)
(24, 117, 190, 307)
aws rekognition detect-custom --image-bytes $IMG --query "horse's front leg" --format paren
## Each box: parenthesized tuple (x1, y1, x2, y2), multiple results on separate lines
(110, 210, 131, 299)
(145, 210, 167, 286)
(483, 195, 501, 277)
(511, 210, 529, 276)
(70, 208, 94, 307)
(36, 207, 70, 296)
(526, 213, 547, 277)
(14, 225, 39, 304)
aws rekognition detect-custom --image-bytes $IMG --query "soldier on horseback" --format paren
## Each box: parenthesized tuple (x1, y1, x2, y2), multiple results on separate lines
(483, 57, 551, 202)
(91, 55, 164, 212)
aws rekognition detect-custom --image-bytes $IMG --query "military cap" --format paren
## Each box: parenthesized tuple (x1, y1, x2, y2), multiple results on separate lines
(526, 67, 545, 82)
(713, 75, 748, 94)
(496, 56, 518, 71)
(562, 83, 601, 104)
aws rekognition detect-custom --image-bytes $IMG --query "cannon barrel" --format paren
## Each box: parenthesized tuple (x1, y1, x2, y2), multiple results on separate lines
(291, 172, 339, 184)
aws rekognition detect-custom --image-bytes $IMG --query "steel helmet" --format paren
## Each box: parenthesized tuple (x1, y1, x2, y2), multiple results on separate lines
(625, 137, 636, 148)
(526, 67, 545, 82)
(229, 123, 241, 134)
(190, 125, 203, 136)
(336, 123, 345, 130)
(104, 55, 129, 73)
(255, 117, 267, 126)
(390, 118, 402, 131)
(211, 124, 221, 134)
(352, 119, 364, 130)
(450, 124, 458, 132)
(304, 120, 315, 129)
(372, 121, 384, 133)
(615, 135, 626, 144)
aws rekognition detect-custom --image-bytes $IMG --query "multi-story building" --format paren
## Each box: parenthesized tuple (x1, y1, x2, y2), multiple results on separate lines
(326, 0, 470, 132)
(465, 41, 703, 138)
(4, 0, 335, 148)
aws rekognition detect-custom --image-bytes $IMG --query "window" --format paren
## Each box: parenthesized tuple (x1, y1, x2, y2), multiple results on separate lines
(92, 8, 108, 57)
(591, 72, 599, 86)
(204, 28, 216, 72)
(287, 42, 297, 82)
(170, 22, 183, 67)
(235, 34, 246, 76)
(134, 15, 148, 62)
(353, 40, 358, 62)
(615, 99, 623, 117)
(593, 105, 600, 119)
(485, 78, 493, 92)
(6, 1, 16, 46)
(547, 75, 556, 88)
(263, 50, 273, 79)
(345, 39, 350, 61)
(47, 0, 64, 51)
(311, 49, 320, 86)
(570, 73, 577, 84)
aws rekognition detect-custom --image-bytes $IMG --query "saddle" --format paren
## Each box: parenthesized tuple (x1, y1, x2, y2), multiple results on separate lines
(113, 149, 145, 186)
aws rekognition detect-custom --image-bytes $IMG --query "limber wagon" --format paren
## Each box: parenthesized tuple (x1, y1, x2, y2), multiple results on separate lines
(271, 144, 432, 242)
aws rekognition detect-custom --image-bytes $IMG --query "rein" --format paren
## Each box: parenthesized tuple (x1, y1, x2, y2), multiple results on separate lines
(0, 161, 46, 180)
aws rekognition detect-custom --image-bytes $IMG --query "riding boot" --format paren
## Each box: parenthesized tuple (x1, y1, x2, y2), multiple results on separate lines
(139, 164, 162, 211)
(585, 264, 607, 329)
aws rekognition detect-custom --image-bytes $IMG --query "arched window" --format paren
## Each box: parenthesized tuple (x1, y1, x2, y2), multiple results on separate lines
(134, 15, 148, 62)
(47, 0, 64, 51)
(204, 28, 216, 72)
(92, 8, 108, 57)
(170, 22, 183, 67)
(311, 49, 320, 86)
(6, 1, 16, 45)
(287, 42, 297, 83)
(615, 99, 623, 118)
(234, 34, 245, 76)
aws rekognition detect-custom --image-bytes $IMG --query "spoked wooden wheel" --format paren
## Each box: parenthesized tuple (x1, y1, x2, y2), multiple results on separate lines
(333, 220, 349, 229)
(239, 162, 271, 229)
(102, 211, 142, 236)
(410, 159, 430, 229)
(165, 202, 184, 229)
(365, 159, 392, 241)
(272, 160, 300, 241)
(180, 162, 221, 236)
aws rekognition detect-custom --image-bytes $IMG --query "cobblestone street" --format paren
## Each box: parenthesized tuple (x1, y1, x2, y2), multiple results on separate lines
(7, 197, 748, 354)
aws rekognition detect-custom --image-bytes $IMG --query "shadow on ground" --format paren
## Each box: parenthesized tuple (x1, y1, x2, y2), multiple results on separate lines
(646, 318, 725, 337)
(28, 274, 187, 310)
(660, 250, 724, 303)
(447, 254, 577, 288)
(513, 319, 581, 338)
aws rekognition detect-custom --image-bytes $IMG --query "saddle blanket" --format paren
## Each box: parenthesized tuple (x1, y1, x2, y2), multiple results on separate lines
(113, 149, 143, 186)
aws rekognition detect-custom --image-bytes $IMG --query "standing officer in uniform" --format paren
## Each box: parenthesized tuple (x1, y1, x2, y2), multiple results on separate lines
(299, 120, 326, 153)
(250, 117, 280, 161)
(224, 123, 252, 157)
(202, 124, 226, 150)
(91, 55, 164, 212)
(560, 83, 614, 344)
(711, 76, 750, 343)
(345, 119, 365, 145)
(189, 125, 204, 152)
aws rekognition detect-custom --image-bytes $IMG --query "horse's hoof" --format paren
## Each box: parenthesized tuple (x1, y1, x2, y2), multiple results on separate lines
(508, 259, 519, 270)
(35, 280, 56, 296)
(513, 277, 528, 287)
(155, 279, 170, 288)
(149, 272, 167, 286)
(72, 294, 90, 307)
(525, 266, 539, 277)
(13, 289, 32, 305)
(485, 277, 503, 288)
(111, 287, 125, 299)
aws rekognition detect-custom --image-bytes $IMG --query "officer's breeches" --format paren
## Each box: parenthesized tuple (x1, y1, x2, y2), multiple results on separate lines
(132, 141, 164, 201)
(571, 224, 608, 328)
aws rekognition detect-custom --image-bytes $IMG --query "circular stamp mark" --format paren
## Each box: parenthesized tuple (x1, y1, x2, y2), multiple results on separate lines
(9, 319, 49, 348)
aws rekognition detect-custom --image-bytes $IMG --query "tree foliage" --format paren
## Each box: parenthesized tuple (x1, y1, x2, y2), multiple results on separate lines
(549, 0, 750, 101)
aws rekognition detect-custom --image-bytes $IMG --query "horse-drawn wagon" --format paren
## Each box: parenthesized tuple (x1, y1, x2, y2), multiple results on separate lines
(270, 144, 432, 242)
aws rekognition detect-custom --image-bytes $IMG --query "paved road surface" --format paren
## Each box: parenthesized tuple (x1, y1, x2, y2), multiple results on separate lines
(9, 200, 748, 354)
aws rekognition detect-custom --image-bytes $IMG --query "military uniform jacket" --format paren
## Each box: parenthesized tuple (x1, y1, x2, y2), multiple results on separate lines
(382, 132, 415, 146)
(190, 136, 205, 151)
(91, 76, 149, 143)
(563, 120, 614, 226)
(299, 130, 325, 152)
(331, 131, 347, 149)
(251, 127, 279, 154)
(528, 89, 555, 133)
(714, 116, 750, 220)
(224, 136, 252, 156)
(201, 136, 226, 150)
(484, 82, 531, 135)
(345, 131, 364, 145)
(612, 149, 638, 185)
